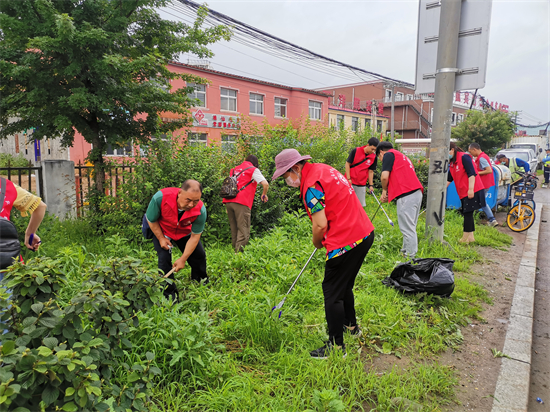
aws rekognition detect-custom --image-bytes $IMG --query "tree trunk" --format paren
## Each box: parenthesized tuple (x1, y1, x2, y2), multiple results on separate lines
(90, 134, 105, 195)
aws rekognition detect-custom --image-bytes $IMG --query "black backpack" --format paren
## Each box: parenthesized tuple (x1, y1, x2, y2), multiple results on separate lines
(0, 177, 21, 270)
(220, 166, 255, 199)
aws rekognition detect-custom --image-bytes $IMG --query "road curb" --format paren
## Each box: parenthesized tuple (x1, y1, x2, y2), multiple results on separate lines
(491, 204, 543, 412)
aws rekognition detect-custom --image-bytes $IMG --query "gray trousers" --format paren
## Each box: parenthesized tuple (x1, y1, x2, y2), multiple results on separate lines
(226, 202, 251, 253)
(352, 185, 366, 207)
(396, 189, 422, 258)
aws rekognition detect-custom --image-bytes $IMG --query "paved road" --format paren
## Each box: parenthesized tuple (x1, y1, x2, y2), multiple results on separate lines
(529, 185, 550, 410)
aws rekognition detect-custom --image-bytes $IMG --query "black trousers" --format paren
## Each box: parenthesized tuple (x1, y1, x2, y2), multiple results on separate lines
(152, 234, 208, 300)
(544, 168, 550, 184)
(463, 211, 475, 232)
(322, 231, 375, 346)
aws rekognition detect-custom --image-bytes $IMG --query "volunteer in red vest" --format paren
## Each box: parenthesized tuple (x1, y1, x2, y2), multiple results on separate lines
(145, 179, 207, 301)
(468, 142, 498, 227)
(377, 142, 423, 259)
(272, 149, 375, 359)
(0, 177, 47, 272)
(223, 155, 269, 253)
(447, 143, 486, 243)
(345, 137, 379, 206)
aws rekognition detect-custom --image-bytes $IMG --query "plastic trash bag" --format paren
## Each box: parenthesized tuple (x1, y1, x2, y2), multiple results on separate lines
(382, 258, 455, 297)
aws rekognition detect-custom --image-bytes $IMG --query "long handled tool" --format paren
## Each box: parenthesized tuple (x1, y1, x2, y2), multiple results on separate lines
(370, 192, 394, 226)
(163, 267, 177, 278)
(272, 248, 317, 318)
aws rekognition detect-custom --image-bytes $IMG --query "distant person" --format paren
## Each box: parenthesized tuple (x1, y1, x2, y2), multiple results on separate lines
(223, 155, 269, 253)
(495, 154, 530, 180)
(448, 143, 485, 243)
(143, 180, 208, 301)
(345, 137, 379, 206)
(468, 143, 498, 227)
(376, 142, 423, 259)
(543, 148, 550, 188)
(272, 149, 375, 359)
(0, 177, 47, 271)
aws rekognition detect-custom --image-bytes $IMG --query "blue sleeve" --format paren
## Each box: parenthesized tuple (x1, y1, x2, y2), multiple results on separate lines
(543, 156, 550, 163)
(478, 157, 490, 169)
(516, 158, 530, 172)
(462, 154, 477, 178)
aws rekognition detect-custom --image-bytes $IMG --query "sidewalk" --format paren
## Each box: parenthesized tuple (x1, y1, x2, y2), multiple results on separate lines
(492, 186, 549, 411)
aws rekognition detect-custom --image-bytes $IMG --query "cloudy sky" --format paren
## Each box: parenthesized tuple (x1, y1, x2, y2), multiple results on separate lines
(162, 0, 550, 126)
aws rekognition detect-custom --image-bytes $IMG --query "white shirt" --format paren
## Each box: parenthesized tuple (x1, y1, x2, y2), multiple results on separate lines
(252, 168, 266, 184)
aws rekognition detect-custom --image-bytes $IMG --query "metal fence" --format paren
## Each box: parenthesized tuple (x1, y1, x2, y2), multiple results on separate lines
(74, 162, 134, 216)
(0, 166, 45, 201)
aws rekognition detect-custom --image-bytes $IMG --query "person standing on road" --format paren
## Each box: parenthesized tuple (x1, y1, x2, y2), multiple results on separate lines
(272, 149, 375, 359)
(468, 143, 499, 227)
(345, 137, 379, 206)
(223, 155, 269, 253)
(376, 142, 423, 259)
(543, 148, 550, 188)
(495, 154, 530, 179)
(144, 180, 208, 301)
(448, 143, 486, 244)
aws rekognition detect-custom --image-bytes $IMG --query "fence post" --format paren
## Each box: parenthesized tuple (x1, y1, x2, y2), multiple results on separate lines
(42, 160, 76, 220)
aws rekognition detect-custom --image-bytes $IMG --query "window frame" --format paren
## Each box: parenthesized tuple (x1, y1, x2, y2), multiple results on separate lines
(187, 83, 206, 108)
(221, 134, 237, 153)
(376, 120, 383, 132)
(395, 92, 404, 102)
(249, 93, 264, 115)
(220, 87, 238, 112)
(105, 141, 132, 157)
(274, 97, 287, 118)
(451, 112, 457, 126)
(351, 116, 359, 132)
(187, 132, 208, 147)
(309, 100, 322, 121)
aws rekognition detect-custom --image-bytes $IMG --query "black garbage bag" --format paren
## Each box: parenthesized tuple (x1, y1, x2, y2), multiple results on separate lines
(382, 258, 455, 297)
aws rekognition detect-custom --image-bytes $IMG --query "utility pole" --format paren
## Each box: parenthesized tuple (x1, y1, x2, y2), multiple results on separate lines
(391, 83, 395, 140)
(425, 0, 463, 242)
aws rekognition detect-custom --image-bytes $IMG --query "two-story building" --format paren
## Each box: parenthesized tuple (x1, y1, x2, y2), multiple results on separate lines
(327, 105, 388, 136)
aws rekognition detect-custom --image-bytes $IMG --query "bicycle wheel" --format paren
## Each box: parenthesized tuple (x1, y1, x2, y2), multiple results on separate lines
(507, 204, 536, 232)
(513, 199, 536, 210)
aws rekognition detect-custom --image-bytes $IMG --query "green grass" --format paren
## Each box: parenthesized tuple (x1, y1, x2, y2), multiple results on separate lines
(19, 202, 512, 411)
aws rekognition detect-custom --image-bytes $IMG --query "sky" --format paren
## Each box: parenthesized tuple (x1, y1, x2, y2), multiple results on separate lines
(161, 0, 550, 126)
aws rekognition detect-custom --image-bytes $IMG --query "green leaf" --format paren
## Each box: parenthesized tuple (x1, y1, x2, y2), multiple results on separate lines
(65, 387, 75, 397)
(121, 338, 132, 349)
(31, 302, 44, 314)
(39, 317, 59, 328)
(35, 364, 48, 373)
(90, 386, 101, 396)
(20, 299, 32, 314)
(145, 352, 154, 361)
(127, 372, 140, 383)
(78, 393, 88, 408)
(88, 338, 103, 347)
(12, 408, 31, 412)
(82, 356, 93, 367)
(382, 342, 392, 354)
(43, 337, 58, 350)
(62, 326, 76, 339)
(42, 386, 60, 406)
(67, 362, 76, 372)
(1, 340, 15, 355)
(22, 324, 36, 334)
(62, 402, 78, 412)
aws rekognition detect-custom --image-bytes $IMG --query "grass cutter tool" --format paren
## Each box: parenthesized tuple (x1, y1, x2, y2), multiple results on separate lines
(271, 248, 317, 318)
(370, 192, 394, 227)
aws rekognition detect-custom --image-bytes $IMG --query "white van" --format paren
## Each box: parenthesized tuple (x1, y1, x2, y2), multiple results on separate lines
(510, 143, 544, 166)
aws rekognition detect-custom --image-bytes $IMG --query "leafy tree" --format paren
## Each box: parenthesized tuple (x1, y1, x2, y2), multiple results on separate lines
(0, 0, 230, 192)
(451, 109, 515, 155)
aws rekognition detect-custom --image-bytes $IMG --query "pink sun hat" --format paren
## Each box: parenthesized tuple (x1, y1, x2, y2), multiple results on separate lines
(271, 149, 312, 180)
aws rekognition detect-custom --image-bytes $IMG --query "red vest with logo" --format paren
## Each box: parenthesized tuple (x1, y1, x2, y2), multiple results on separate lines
(450, 152, 485, 199)
(387, 149, 424, 202)
(222, 161, 258, 209)
(300, 162, 374, 252)
(158, 188, 204, 240)
(473, 152, 495, 189)
(350, 147, 375, 186)
(0, 178, 17, 220)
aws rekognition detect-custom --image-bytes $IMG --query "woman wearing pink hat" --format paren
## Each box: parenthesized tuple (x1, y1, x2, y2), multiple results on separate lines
(272, 149, 375, 359)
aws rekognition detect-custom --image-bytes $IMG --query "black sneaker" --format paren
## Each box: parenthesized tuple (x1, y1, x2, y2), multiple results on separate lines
(310, 341, 346, 359)
(344, 325, 362, 337)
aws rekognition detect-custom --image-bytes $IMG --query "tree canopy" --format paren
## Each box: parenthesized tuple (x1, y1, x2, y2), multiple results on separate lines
(0, 0, 230, 191)
(451, 109, 515, 155)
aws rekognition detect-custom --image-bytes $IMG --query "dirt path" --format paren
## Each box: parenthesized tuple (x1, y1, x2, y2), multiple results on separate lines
(440, 210, 526, 411)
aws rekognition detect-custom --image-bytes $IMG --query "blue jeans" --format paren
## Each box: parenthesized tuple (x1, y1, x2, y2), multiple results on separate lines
(481, 189, 495, 221)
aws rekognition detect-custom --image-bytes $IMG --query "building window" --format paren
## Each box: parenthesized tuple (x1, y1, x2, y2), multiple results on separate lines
(249, 93, 264, 115)
(274, 97, 287, 117)
(406, 94, 414, 100)
(377, 120, 383, 132)
(188, 132, 207, 146)
(309, 100, 322, 120)
(337, 114, 345, 129)
(457, 113, 464, 124)
(365, 119, 372, 130)
(385, 89, 392, 103)
(106, 141, 132, 156)
(187, 83, 206, 107)
(221, 134, 236, 152)
(395, 92, 404, 102)
(451, 112, 457, 126)
(351, 117, 358, 132)
(221, 88, 237, 112)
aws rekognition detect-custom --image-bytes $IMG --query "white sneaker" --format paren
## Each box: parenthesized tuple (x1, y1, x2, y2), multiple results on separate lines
(489, 220, 499, 227)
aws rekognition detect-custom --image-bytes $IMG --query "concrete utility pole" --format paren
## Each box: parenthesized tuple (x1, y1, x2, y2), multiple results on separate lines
(425, 0, 463, 242)
(391, 83, 395, 140)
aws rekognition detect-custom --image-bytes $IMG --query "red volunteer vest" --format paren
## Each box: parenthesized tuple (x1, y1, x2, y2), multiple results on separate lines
(222, 161, 258, 209)
(450, 152, 485, 199)
(0, 178, 17, 220)
(349, 147, 375, 186)
(473, 152, 495, 189)
(387, 149, 424, 202)
(300, 162, 374, 252)
(158, 188, 204, 240)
